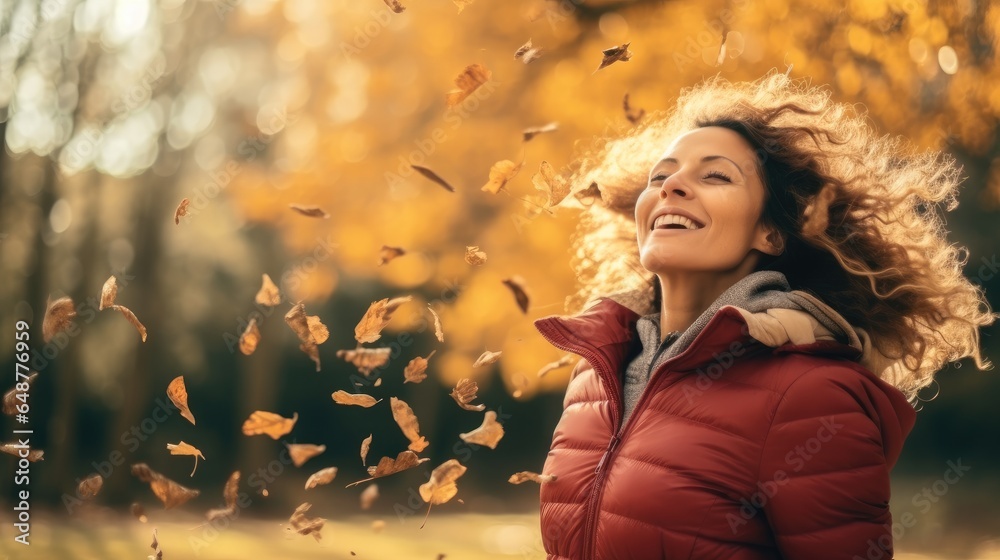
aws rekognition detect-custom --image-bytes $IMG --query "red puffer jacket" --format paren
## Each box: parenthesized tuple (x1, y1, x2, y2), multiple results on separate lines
(533, 297, 916, 560)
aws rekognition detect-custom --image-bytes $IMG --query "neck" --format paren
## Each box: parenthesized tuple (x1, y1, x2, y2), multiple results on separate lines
(655, 267, 756, 343)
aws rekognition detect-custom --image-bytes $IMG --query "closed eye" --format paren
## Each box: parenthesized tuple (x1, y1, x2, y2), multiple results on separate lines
(648, 170, 732, 185)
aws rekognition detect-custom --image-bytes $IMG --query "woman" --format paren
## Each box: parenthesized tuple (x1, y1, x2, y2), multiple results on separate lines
(533, 72, 994, 560)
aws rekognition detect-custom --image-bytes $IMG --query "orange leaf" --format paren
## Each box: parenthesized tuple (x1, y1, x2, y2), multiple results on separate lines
(166, 376, 196, 425)
(241, 410, 298, 439)
(446, 63, 491, 107)
(458, 410, 504, 449)
(255, 274, 281, 306)
(331, 390, 381, 408)
(42, 296, 76, 344)
(390, 397, 429, 452)
(450, 378, 485, 411)
(404, 350, 437, 384)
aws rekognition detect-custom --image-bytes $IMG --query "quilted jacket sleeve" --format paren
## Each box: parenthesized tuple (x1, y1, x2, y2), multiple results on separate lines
(757, 365, 897, 560)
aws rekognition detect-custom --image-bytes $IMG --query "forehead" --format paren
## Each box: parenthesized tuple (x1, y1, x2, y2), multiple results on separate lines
(658, 126, 756, 162)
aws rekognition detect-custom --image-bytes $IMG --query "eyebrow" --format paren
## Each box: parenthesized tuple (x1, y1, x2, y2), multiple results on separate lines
(656, 155, 746, 179)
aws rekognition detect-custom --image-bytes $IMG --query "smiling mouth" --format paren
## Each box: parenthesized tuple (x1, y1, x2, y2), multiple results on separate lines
(650, 214, 705, 231)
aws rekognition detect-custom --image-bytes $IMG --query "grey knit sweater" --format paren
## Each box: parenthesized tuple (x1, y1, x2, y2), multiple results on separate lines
(620, 270, 848, 425)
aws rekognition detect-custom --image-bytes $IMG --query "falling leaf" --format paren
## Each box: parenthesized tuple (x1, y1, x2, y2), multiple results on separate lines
(532, 161, 571, 208)
(446, 63, 491, 107)
(427, 304, 444, 342)
(206, 471, 241, 521)
(255, 274, 281, 306)
(391, 397, 429, 452)
(360, 434, 373, 466)
(511, 372, 530, 399)
(78, 473, 103, 500)
(166, 441, 206, 477)
(418, 459, 467, 527)
(378, 245, 406, 266)
(411, 165, 456, 193)
(472, 350, 502, 368)
(241, 410, 298, 439)
(130, 502, 148, 523)
(0, 443, 43, 462)
(382, 0, 405, 12)
(595, 42, 633, 72)
(623, 93, 645, 124)
(715, 27, 729, 66)
(42, 296, 76, 343)
(288, 502, 325, 541)
(502, 276, 530, 313)
(374, 377, 383, 387)
(346, 450, 429, 487)
(514, 38, 543, 63)
(372, 519, 386, 533)
(404, 350, 437, 384)
(537, 354, 574, 377)
(508, 471, 557, 484)
(174, 198, 190, 225)
(149, 528, 163, 560)
(459, 410, 505, 449)
(289, 204, 330, 219)
(360, 483, 379, 510)
(336, 346, 392, 376)
(287, 443, 326, 468)
(453, 0, 475, 12)
(481, 158, 524, 194)
(522, 121, 558, 142)
(450, 378, 485, 411)
(331, 390, 381, 408)
(464, 246, 487, 266)
(166, 376, 196, 425)
(111, 304, 147, 341)
(355, 296, 413, 343)
(3, 372, 37, 415)
(285, 302, 327, 371)
(99, 275, 118, 310)
(239, 318, 261, 355)
(305, 466, 338, 490)
(131, 463, 200, 509)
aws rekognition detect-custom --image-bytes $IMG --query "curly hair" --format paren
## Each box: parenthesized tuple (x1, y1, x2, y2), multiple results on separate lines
(563, 70, 995, 400)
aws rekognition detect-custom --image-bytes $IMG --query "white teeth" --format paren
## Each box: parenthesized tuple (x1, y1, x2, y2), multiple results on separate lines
(653, 214, 700, 230)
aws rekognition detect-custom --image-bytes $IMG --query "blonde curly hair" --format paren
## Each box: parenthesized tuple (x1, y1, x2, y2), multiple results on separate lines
(563, 70, 995, 399)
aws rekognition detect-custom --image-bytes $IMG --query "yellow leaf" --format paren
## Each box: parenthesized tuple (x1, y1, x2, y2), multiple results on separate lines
(166, 441, 206, 477)
(286, 443, 326, 468)
(508, 471, 557, 484)
(458, 410, 505, 449)
(446, 63, 491, 107)
(166, 376, 196, 425)
(332, 390, 381, 408)
(241, 410, 298, 439)
(481, 158, 524, 194)
(404, 350, 437, 384)
(390, 397, 429, 452)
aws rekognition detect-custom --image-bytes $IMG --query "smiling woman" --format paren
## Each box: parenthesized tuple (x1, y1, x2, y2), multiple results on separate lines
(531, 71, 996, 560)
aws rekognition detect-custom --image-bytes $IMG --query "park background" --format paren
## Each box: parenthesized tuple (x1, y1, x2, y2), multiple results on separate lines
(1, 0, 999, 558)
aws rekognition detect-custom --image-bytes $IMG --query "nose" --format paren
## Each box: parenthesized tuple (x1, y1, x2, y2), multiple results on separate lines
(659, 174, 692, 199)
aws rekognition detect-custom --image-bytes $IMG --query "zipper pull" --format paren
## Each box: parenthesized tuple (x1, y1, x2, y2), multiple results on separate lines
(594, 435, 621, 474)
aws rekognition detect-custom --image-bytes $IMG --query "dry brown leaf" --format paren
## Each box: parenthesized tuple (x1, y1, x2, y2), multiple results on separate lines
(450, 378, 485, 411)
(112, 304, 147, 341)
(502, 276, 530, 313)
(241, 410, 298, 439)
(419, 459, 466, 505)
(305, 466, 338, 490)
(289, 204, 330, 219)
(100, 275, 117, 310)
(411, 165, 456, 193)
(3, 371, 37, 415)
(288, 502, 325, 541)
(532, 161, 571, 208)
(472, 350, 502, 368)
(206, 470, 241, 521)
(453, 0, 475, 12)
(131, 463, 200, 509)
(239, 318, 261, 356)
(174, 198, 190, 225)
(523, 121, 558, 142)
(378, 245, 406, 266)
(42, 296, 76, 343)
(0, 443, 43, 462)
(514, 38, 543, 64)
(255, 274, 281, 306)
(482, 158, 524, 194)
(360, 483, 379, 510)
(287, 443, 326, 468)
(331, 390, 381, 408)
(78, 473, 103, 500)
(167, 441, 206, 477)
(383, 0, 405, 12)
(346, 450, 429, 487)
(336, 346, 392, 376)
(425, 304, 445, 342)
(575, 181, 604, 206)
(360, 434, 373, 466)
(537, 354, 574, 378)
(166, 376, 196, 425)
(464, 246, 487, 266)
(149, 527, 162, 560)
(355, 296, 413, 344)
(285, 302, 326, 371)
(390, 397, 429, 452)
(459, 410, 505, 449)
(404, 350, 437, 384)
(623, 93, 645, 124)
(595, 42, 633, 72)
(131, 502, 148, 523)
(446, 63, 491, 107)
(508, 471, 557, 484)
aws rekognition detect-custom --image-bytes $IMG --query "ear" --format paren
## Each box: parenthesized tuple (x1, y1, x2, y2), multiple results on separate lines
(751, 223, 785, 256)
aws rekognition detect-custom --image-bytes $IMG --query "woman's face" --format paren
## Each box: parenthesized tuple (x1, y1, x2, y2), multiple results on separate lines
(635, 126, 780, 275)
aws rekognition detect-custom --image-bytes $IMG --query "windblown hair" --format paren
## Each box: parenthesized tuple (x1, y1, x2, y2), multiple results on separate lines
(565, 70, 995, 399)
